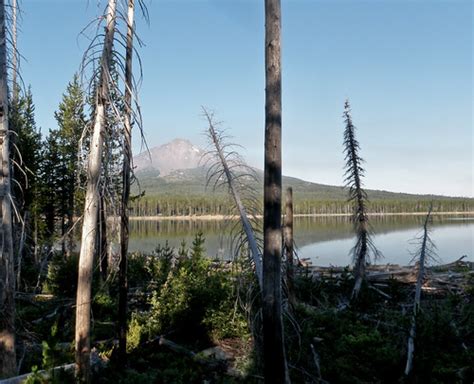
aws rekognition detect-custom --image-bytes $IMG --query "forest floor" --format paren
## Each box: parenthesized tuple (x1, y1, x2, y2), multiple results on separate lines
(5, 248, 474, 384)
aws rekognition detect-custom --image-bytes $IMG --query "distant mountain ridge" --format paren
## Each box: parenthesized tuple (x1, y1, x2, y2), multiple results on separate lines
(134, 138, 204, 176)
(133, 139, 472, 203)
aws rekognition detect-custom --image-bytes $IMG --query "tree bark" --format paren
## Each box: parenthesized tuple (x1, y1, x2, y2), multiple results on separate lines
(11, 0, 17, 102)
(0, 0, 16, 378)
(263, 1, 289, 382)
(75, 1, 116, 382)
(118, 0, 135, 365)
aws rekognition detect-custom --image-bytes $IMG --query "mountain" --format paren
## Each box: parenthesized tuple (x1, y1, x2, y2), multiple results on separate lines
(132, 139, 471, 203)
(133, 138, 205, 177)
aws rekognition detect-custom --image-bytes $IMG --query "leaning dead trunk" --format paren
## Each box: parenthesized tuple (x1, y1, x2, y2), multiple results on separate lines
(0, 0, 16, 378)
(262, 0, 289, 382)
(75, 1, 117, 382)
(118, 0, 135, 364)
(405, 208, 433, 376)
(203, 109, 263, 289)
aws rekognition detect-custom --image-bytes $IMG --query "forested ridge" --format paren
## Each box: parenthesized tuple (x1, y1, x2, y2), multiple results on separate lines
(131, 167, 473, 217)
(129, 193, 473, 217)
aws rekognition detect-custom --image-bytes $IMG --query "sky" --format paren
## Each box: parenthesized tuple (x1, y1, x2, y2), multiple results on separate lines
(18, 0, 473, 197)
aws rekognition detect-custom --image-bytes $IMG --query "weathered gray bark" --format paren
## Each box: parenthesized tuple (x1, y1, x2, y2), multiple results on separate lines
(204, 109, 263, 289)
(0, 0, 16, 378)
(405, 209, 432, 376)
(283, 187, 295, 306)
(11, 0, 17, 102)
(75, 1, 116, 382)
(118, 0, 135, 364)
(262, 0, 289, 382)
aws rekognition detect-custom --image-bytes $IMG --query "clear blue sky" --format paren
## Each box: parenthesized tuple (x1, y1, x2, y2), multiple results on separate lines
(20, 0, 472, 197)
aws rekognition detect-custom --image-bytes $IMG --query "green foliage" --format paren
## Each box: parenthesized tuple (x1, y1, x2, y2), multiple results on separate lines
(39, 74, 87, 245)
(24, 365, 44, 384)
(286, 274, 474, 384)
(44, 253, 79, 297)
(126, 234, 249, 352)
(126, 313, 145, 353)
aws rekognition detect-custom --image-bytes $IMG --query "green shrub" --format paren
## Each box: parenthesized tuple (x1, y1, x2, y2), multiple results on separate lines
(134, 233, 249, 348)
(44, 253, 79, 297)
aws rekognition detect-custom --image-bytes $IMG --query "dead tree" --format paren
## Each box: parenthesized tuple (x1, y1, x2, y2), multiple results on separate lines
(75, 1, 117, 382)
(118, 0, 135, 365)
(405, 207, 436, 376)
(203, 107, 263, 289)
(263, 0, 289, 382)
(342, 99, 380, 299)
(0, 0, 16, 378)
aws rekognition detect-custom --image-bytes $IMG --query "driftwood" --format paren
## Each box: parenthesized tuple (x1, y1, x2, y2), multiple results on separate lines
(299, 256, 473, 295)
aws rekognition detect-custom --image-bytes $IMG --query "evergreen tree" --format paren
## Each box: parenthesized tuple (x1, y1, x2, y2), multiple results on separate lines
(54, 74, 87, 251)
(15, 88, 42, 210)
(10, 87, 43, 269)
(40, 130, 63, 243)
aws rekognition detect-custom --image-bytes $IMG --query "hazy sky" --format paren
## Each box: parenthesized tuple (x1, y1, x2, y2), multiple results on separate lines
(20, 0, 472, 197)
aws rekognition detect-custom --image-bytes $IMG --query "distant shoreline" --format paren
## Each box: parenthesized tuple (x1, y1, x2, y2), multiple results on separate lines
(129, 211, 474, 221)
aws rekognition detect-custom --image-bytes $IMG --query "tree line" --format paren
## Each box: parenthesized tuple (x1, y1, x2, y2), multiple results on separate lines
(128, 194, 473, 217)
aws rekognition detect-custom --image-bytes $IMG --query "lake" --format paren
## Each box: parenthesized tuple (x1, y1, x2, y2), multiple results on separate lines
(129, 215, 473, 267)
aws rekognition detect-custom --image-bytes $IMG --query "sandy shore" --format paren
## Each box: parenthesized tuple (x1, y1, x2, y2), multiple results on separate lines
(129, 211, 474, 221)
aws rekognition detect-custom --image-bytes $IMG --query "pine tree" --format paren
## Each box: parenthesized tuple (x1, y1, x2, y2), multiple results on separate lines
(40, 130, 63, 244)
(10, 88, 43, 285)
(15, 88, 42, 209)
(54, 74, 87, 253)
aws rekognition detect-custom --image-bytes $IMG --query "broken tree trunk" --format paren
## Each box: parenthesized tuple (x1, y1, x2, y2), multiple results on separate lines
(0, 0, 16, 378)
(75, 1, 117, 382)
(263, 0, 289, 382)
(405, 209, 432, 376)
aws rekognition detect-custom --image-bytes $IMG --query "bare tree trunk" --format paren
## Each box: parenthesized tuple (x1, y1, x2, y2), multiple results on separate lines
(11, 0, 17, 102)
(405, 209, 432, 376)
(263, 1, 289, 382)
(118, 0, 135, 364)
(0, 0, 16, 378)
(75, 1, 116, 382)
(283, 187, 295, 306)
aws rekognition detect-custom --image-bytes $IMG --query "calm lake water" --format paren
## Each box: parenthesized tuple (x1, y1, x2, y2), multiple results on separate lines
(129, 215, 473, 266)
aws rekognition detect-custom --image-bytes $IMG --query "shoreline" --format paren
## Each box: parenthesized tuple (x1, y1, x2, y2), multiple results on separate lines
(129, 211, 474, 221)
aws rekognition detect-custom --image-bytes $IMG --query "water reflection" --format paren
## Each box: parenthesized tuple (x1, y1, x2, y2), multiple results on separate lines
(129, 215, 473, 266)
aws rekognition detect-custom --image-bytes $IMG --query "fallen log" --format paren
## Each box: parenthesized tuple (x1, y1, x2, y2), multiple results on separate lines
(0, 363, 75, 384)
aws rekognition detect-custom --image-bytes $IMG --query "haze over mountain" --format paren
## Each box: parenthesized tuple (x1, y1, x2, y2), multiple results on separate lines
(133, 139, 471, 202)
